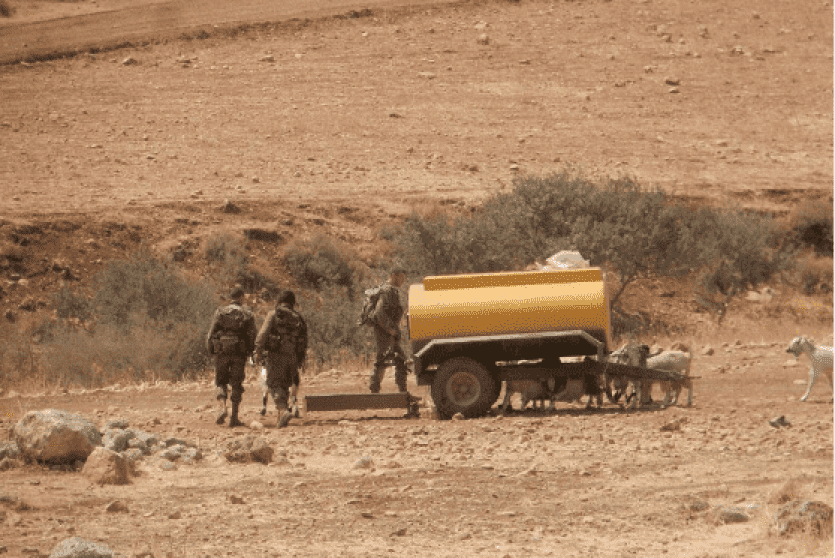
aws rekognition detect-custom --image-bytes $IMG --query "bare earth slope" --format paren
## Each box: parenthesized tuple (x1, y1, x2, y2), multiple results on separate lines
(0, 0, 832, 219)
(0, 0, 445, 64)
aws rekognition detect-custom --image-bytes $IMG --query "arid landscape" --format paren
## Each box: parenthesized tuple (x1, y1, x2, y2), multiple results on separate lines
(0, 0, 833, 556)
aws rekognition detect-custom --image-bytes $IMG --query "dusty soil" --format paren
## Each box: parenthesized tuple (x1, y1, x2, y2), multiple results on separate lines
(1, 343, 834, 558)
(0, 0, 832, 556)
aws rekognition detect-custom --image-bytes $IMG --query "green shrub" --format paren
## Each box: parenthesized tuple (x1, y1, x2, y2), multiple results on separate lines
(283, 235, 357, 292)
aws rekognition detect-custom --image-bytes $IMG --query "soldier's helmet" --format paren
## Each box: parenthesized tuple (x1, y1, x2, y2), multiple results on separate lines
(229, 285, 245, 301)
(277, 290, 296, 307)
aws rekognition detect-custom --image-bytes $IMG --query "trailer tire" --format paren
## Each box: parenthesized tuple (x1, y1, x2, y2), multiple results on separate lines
(432, 358, 496, 419)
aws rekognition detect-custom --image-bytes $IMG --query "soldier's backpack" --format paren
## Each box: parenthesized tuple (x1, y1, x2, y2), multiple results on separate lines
(213, 305, 249, 355)
(358, 286, 383, 326)
(266, 306, 304, 355)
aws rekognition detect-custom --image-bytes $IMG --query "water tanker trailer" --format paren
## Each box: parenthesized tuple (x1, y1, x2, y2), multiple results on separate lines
(407, 267, 687, 418)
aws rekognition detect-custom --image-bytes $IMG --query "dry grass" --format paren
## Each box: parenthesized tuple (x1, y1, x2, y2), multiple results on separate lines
(757, 477, 835, 555)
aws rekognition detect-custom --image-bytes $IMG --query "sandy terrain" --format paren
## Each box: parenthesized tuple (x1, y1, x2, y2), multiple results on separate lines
(1, 341, 833, 557)
(0, 0, 832, 556)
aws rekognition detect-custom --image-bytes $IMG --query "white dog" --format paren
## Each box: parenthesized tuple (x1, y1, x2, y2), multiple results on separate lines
(259, 366, 300, 418)
(786, 337, 834, 402)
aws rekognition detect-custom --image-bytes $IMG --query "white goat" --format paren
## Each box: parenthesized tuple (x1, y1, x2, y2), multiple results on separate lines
(609, 344, 693, 407)
(550, 374, 603, 409)
(500, 379, 557, 413)
(500, 373, 603, 413)
(647, 350, 693, 407)
(786, 337, 833, 402)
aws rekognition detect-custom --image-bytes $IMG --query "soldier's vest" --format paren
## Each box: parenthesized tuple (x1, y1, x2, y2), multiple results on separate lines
(380, 284, 404, 325)
(212, 305, 250, 355)
(266, 306, 304, 355)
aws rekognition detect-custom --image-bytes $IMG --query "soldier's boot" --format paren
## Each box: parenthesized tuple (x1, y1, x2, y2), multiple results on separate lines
(395, 368, 408, 393)
(369, 367, 384, 394)
(260, 392, 268, 416)
(289, 386, 300, 418)
(228, 402, 244, 428)
(277, 403, 292, 428)
(216, 399, 228, 425)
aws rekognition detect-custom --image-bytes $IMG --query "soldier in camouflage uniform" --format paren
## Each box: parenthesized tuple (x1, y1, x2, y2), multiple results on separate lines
(254, 290, 308, 428)
(369, 268, 409, 394)
(206, 286, 257, 428)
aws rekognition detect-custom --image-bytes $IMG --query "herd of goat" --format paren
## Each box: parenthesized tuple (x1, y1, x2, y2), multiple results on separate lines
(500, 336, 833, 413)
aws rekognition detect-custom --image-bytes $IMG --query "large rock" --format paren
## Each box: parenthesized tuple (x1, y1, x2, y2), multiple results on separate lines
(82, 447, 130, 485)
(224, 435, 274, 464)
(49, 537, 114, 558)
(14, 409, 102, 463)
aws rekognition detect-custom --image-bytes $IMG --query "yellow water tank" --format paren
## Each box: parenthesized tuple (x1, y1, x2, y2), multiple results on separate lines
(408, 268, 611, 348)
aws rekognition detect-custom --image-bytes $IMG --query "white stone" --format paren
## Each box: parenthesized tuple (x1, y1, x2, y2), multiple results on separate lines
(14, 409, 101, 463)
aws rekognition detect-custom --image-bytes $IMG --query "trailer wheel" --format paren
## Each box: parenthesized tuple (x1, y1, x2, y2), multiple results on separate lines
(432, 358, 496, 419)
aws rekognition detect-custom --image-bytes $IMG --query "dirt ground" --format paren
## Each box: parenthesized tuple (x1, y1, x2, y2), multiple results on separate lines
(0, 0, 833, 555)
(1, 343, 833, 558)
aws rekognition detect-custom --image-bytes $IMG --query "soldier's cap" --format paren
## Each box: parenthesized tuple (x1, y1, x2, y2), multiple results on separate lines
(390, 266, 407, 275)
(277, 290, 296, 306)
(229, 286, 245, 300)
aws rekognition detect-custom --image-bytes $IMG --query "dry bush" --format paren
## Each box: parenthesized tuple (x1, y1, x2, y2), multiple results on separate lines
(1, 249, 219, 393)
(0, 494, 33, 512)
(298, 285, 370, 366)
(203, 230, 248, 285)
(283, 234, 359, 293)
(789, 197, 834, 256)
(761, 477, 834, 546)
(0, 0, 14, 18)
(769, 478, 809, 506)
(38, 320, 213, 389)
(0, 315, 43, 392)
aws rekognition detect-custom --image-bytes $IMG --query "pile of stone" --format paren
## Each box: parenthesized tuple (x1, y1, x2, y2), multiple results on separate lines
(100, 418, 202, 472)
(223, 435, 274, 464)
(4, 409, 203, 480)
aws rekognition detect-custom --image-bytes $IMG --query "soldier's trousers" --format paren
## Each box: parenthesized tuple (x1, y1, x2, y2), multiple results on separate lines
(265, 352, 300, 411)
(215, 355, 246, 404)
(370, 326, 407, 393)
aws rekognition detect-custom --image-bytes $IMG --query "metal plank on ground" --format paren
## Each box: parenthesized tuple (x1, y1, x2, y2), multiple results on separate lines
(304, 392, 411, 412)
